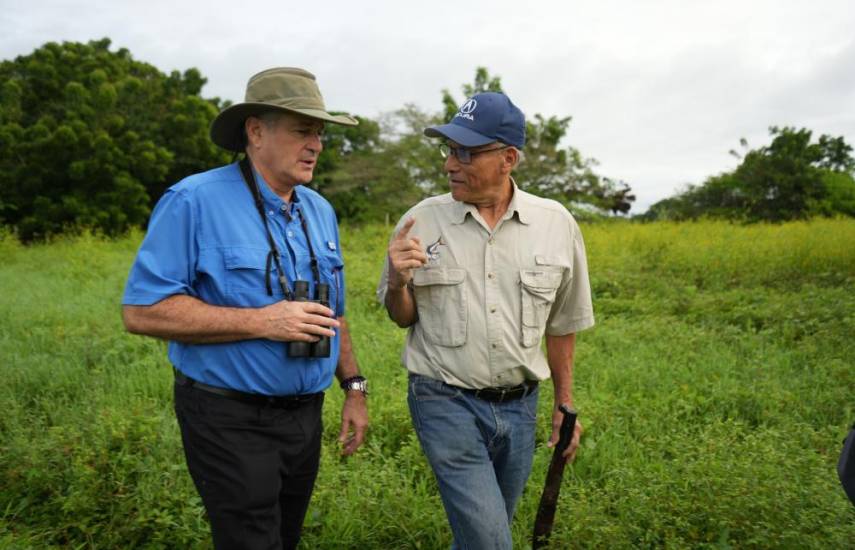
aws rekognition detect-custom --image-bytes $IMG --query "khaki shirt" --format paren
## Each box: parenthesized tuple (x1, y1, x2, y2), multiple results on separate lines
(377, 183, 595, 389)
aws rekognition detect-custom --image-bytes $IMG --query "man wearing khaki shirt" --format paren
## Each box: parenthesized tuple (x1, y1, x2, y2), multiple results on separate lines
(377, 92, 595, 549)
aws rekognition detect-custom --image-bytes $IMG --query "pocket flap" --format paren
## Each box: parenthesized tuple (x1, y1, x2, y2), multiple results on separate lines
(520, 269, 562, 289)
(224, 247, 268, 270)
(535, 255, 565, 267)
(413, 267, 466, 286)
(319, 250, 344, 270)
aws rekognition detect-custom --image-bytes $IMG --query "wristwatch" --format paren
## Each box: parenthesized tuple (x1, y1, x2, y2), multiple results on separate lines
(340, 375, 368, 395)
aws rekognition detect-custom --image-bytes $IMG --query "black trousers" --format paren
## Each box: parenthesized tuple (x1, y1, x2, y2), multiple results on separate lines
(174, 382, 324, 550)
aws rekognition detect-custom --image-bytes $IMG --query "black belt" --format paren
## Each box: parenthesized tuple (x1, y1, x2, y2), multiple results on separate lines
(174, 369, 322, 409)
(462, 381, 539, 403)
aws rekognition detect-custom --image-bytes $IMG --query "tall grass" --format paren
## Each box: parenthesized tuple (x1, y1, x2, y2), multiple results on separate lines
(1, 220, 853, 549)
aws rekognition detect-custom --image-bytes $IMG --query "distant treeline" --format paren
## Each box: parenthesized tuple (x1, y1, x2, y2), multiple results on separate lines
(643, 127, 855, 222)
(1, 39, 852, 242)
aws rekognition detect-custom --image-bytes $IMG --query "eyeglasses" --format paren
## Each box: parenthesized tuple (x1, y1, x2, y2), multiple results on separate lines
(438, 143, 510, 164)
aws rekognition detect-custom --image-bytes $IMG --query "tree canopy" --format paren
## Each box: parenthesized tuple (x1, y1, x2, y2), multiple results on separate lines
(6, 39, 851, 239)
(310, 106, 442, 224)
(0, 38, 229, 241)
(0, 42, 634, 241)
(313, 66, 635, 222)
(645, 127, 855, 222)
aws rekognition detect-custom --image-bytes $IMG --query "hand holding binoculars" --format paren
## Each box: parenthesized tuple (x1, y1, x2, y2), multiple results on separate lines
(288, 280, 332, 358)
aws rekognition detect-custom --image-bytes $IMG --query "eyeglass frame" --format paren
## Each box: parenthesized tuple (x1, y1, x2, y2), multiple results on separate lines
(438, 142, 512, 164)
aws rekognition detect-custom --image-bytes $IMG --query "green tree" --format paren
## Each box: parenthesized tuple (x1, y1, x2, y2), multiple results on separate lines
(312, 113, 391, 222)
(819, 171, 855, 217)
(736, 127, 854, 221)
(306, 67, 637, 223)
(0, 39, 229, 241)
(645, 127, 855, 222)
(313, 106, 441, 223)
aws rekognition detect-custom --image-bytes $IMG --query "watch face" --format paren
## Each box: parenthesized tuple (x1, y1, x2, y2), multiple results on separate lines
(341, 376, 367, 394)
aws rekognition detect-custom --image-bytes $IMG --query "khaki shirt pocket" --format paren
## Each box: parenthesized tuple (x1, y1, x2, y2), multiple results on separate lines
(413, 267, 468, 347)
(519, 269, 563, 347)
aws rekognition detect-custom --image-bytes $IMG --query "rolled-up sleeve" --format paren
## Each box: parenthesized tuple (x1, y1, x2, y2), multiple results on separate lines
(122, 188, 198, 306)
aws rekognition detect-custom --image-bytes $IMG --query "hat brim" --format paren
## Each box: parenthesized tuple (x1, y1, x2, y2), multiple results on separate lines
(424, 123, 496, 148)
(210, 102, 359, 152)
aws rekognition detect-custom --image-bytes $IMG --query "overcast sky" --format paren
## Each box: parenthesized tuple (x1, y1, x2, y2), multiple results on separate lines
(3, 0, 854, 212)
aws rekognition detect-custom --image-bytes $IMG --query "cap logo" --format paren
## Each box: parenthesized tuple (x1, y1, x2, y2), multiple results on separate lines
(455, 98, 477, 121)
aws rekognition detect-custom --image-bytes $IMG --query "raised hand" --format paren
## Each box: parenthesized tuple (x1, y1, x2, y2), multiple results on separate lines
(387, 218, 428, 289)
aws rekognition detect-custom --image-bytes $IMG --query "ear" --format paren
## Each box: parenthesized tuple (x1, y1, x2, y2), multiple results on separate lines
(244, 116, 264, 149)
(500, 147, 519, 174)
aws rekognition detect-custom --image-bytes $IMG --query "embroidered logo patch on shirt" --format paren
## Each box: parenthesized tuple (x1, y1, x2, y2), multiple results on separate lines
(426, 236, 445, 263)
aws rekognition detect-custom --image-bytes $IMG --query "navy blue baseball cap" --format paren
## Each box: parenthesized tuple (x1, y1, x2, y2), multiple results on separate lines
(424, 92, 526, 149)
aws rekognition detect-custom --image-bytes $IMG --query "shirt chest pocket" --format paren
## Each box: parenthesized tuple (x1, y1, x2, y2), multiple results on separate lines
(519, 268, 563, 347)
(413, 267, 468, 348)
(223, 247, 272, 297)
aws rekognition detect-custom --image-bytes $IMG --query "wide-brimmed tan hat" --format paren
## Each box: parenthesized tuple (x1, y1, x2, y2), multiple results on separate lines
(210, 67, 358, 151)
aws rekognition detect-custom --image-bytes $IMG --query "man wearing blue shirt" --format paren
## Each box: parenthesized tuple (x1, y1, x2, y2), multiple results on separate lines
(122, 67, 368, 550)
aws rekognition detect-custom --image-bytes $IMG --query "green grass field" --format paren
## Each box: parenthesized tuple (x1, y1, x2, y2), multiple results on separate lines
(1, 219, 853, 549)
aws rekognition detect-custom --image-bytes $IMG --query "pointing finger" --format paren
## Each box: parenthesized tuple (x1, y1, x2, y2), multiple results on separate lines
(395, 218, 416, 241)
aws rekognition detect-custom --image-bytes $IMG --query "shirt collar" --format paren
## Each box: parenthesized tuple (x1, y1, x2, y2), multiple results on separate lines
(245, 163, 301, 216)
(451, 200, 476, 225)
(506, 178, 531, 225)
(450, 177, 531, 225)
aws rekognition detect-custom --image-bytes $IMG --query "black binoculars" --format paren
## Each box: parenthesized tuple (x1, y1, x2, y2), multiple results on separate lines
(288, 280, 332, 358)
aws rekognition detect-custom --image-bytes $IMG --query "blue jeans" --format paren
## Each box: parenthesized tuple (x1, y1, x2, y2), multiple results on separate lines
(408, 373, 539, 550)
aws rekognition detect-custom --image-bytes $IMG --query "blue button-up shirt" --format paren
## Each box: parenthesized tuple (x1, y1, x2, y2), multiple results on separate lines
(122, 163, 345, 396)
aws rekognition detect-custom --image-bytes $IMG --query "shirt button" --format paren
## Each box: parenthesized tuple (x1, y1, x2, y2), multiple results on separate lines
(487, 273, 494, 279)
(488, 238, 494, 245)
(287, 231, 294, 237)
(280, 204, 288, 213)
(491, 343, 498, 349)
(490, 307, 497, 314)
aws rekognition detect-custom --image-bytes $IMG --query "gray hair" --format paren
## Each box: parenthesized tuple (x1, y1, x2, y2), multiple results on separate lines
(240, 110, 287, 149)
(257, 110, 287, 127)
(508, 146, 524, 169)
